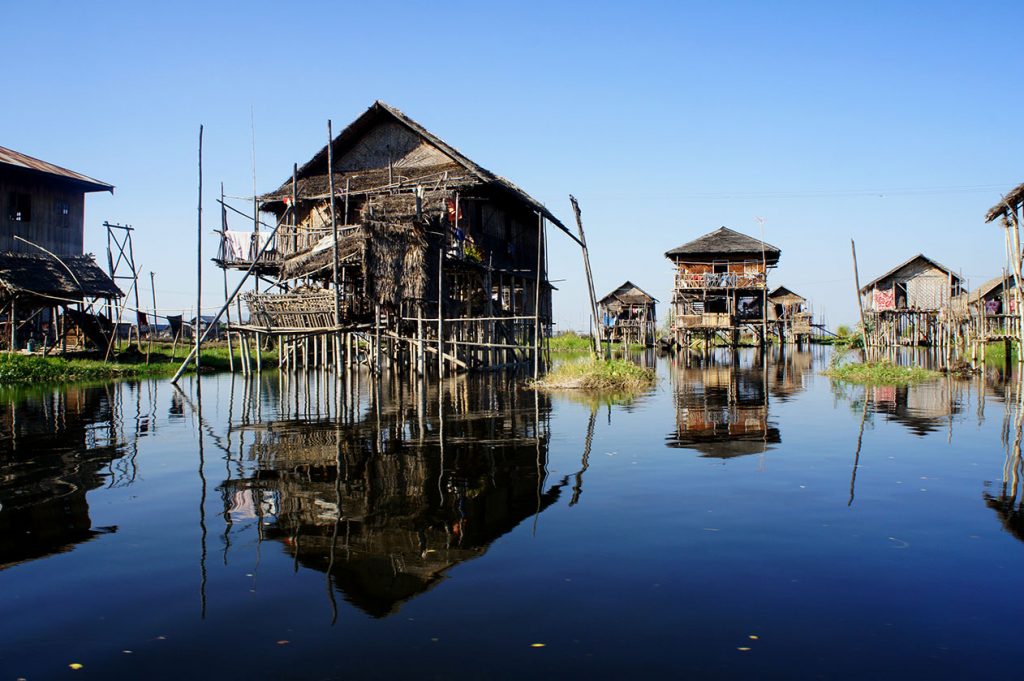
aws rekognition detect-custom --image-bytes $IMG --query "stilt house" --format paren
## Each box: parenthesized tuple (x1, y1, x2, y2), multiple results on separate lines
(0, 146, 120, 350)
(597, 281, 657, 346)
(220, 101, 573, 373)
(859, 254, 964, 347)
(767, 285, 813, 342)
(665, 226, 779, 347)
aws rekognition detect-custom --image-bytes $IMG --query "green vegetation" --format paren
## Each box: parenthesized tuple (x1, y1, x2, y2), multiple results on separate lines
(823, 360, 940, 385)
(0, 342, 278, 386)
(984, 341, 1019, 367)
(549, 331, 595, 355)
(533, 357, 656, 393)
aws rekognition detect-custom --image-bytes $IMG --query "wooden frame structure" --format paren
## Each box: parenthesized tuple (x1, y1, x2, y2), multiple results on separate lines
(597, 280, 657, 346)
(767, 286, 813, 344)
(665, 227, 779, 349)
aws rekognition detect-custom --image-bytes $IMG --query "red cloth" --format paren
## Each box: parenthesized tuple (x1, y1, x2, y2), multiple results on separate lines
(446, 198, 463, 225)
(873, 288, 895, 311)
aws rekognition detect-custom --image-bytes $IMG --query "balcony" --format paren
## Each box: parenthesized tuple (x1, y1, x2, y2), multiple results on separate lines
(675, 272, 766, 290)
(676, 312, 733, 329)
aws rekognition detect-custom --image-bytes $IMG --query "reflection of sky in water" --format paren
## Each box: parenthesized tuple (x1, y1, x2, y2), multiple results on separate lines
(0, 354, 1022, 678)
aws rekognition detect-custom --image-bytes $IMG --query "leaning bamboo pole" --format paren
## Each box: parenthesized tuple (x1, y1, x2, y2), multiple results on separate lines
(569, 195, 602, 358)
(851, 239, 870, 359)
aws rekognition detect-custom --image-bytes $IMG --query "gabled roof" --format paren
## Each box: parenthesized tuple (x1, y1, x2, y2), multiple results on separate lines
(599, 280, 658, 305)
(985, 182, 1024, 223)
(768, 285, 805, 302)
(968, 274, 1015, 303)
(859, 253, 963, 293)
(665, 227, 781, 262)
(0, 146, 113, 193)
(265, 101, 569, 235)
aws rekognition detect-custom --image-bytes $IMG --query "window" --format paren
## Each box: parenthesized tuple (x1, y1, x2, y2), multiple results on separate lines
(713, 262, 728, 274)
(56, 201, 70, 228)
(8, 193, 30, 222)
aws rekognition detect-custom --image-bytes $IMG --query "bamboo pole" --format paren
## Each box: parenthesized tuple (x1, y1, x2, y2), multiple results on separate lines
(195, 124, 204, 373)
(569, 195, 602, 358)
(327, 120, 340, 327)
(533, 212, 543, 380)
(851, 240, 870, 359)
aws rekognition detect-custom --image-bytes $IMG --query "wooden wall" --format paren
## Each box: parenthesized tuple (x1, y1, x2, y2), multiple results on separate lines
(0, 170, 86, 256)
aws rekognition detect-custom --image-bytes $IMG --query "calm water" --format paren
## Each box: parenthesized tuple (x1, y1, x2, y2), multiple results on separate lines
(1, 349, 1023, 679)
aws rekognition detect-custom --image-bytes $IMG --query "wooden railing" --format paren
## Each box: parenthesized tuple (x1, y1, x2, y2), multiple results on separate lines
(675, 272, 766, 289)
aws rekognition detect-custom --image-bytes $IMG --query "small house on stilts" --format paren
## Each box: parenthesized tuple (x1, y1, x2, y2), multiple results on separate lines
(597, 281, 657, 346)
(216, 101, 574, 376)
(767, 286, 813, 345)
(859, 254, 964, 348)
(665, 227, 779, 349)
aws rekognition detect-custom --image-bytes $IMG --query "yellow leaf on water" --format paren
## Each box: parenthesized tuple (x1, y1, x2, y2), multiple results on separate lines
(737, 647, 752, 652)
(531, 643, 546, 648)
(749, 635, 759, 640)
(69, 663, 84, 670)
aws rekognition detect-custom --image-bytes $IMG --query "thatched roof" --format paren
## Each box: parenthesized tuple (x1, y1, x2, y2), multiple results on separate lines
(0, 252, 121, 300)
(0, 145, 113, 193)
(859, 253, 962, 293)
(665, 227, 781, 264)
(966, 274, 1014, 303)
(985, 182, 1024, 223)
(260, 101, 571, 237)
(768, 286, 805, 303)
(598, 280, 657, 306)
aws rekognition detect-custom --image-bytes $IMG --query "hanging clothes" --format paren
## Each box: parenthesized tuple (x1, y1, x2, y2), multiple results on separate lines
(873, 288, 896, 311)
(222, 231, 251, 261)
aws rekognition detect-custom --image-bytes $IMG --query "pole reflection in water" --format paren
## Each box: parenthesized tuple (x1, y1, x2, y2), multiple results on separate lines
(985, 376, 1024, 540)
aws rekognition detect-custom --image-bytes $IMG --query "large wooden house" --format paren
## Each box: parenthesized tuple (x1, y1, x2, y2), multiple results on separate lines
(219, 101, 572, 374)
(665, 226, 780, 348)
(0, 146, 120, 350)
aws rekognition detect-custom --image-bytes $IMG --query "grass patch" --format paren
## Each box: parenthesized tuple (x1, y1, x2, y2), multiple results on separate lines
(984, 341, 1019, 367)
(533, 357, 655, 393)
(823, 360, 940, 385)
(0, 341, 278, 385)
(549, 331, 595, 355)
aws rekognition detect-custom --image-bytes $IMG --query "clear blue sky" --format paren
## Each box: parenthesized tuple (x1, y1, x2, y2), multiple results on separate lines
(4, 1, 1021, 329)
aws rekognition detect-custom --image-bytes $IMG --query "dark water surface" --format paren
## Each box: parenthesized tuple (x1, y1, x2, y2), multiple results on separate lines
(1, 349, 1023, 679)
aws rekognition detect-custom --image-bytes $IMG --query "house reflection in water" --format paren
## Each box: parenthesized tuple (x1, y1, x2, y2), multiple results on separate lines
(220, 373, 562, 618)
(866, 381, 964, 437)
(666, 352, 785, 458)
(0, 385, 137, 569)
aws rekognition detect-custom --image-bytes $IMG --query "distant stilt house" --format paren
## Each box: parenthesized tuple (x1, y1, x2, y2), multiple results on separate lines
(217, 101, 572, 374)
(665, 227, 779, 348)
(951, 274, 1019, 344)
(859, 254, 964, 347)
(767, 286, 813, 343)
(0, 146, 120, 351)
(597, 281, 657, 346)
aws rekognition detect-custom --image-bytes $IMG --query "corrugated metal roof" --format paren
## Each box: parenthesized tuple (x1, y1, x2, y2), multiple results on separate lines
(0, 145, 113, 193)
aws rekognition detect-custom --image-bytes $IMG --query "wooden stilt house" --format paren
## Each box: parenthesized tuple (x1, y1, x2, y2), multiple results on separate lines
(767, 286, 813, 343)
(597, 281, 657, 346)
(218, 101, 574, 374)
(859, 254, 964, 347)
(665, 227, 779, 348)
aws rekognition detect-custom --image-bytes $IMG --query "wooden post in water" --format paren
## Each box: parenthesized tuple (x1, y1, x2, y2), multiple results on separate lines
(533, 212, 543, 381)
(327, 120, 341, 332)
(851, 239, 870, 360)
(195, 124, 203, 373)
(570, 195, 602, 358)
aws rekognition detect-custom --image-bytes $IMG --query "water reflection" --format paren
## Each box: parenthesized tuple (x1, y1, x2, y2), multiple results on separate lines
(214, 372, 562, 618)
(666, 351, 793, 457)
(0, 383, 159, 568)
